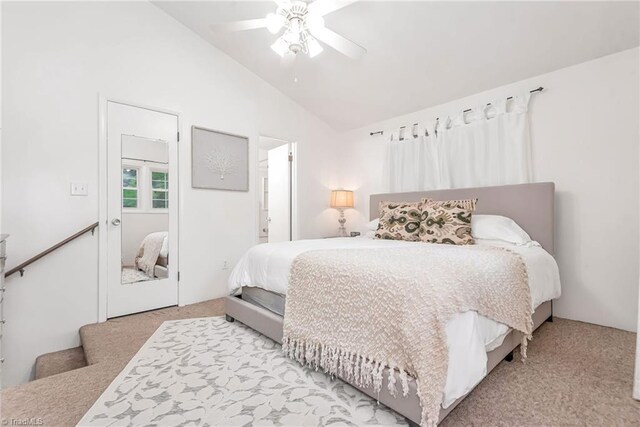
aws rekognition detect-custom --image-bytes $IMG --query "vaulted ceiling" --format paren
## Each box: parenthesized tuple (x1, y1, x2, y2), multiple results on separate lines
(154, 1, 640, 130)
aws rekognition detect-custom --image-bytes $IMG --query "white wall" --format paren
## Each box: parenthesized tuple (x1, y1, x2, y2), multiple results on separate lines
(635, 111, 640, 400)
(635, 164, 640, 399)
(1, 1, 341, 386)
(0, 1, 2, 228)
(340, 48, 640, 332)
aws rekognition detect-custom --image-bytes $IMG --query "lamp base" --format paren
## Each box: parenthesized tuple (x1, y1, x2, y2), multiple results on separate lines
(337, 208, 347, 237)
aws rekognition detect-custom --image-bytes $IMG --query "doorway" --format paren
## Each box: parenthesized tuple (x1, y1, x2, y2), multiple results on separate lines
(258, 137, 296, 243)
(104, 101, 179, 318)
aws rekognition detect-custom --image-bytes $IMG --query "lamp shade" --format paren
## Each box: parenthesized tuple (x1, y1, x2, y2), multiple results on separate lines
(330, 190, 354, 209)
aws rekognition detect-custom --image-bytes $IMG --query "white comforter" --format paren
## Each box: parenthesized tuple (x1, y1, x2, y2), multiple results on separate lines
(228, 237, 561, 408)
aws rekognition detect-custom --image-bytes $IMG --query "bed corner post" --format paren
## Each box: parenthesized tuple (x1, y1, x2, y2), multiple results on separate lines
(225, 314, 235, 323)
(545, 300, 554, 323)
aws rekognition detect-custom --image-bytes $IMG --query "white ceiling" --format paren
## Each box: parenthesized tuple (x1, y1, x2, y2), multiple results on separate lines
(154, 1, 640, 130)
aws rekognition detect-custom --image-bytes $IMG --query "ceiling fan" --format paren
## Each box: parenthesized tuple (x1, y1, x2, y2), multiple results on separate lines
(210, 0, 366, 62)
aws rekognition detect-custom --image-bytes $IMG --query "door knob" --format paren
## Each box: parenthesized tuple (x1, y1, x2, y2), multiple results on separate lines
(111, 218, 121, 226)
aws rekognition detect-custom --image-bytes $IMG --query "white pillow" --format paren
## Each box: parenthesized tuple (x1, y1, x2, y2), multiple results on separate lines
(365, 218, 379, 231)
(364, 230, 376, 239)
(471, 215, 531, 245)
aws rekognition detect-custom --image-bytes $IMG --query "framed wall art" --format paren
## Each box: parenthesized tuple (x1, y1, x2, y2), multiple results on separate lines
(191, 126, 249, 191)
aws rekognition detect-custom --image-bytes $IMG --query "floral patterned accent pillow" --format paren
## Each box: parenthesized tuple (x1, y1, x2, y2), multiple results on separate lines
(419, 198, 477, 245)
(374, 201, 424, 241)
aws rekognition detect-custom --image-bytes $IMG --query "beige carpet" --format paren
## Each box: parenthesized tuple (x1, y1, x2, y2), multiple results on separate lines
(442, 318, 639, 426)
(1, 299, 225, 427)
(35, 346, 86, 380)
(79, 299, 226, 365)
(2, 300, 638, 426)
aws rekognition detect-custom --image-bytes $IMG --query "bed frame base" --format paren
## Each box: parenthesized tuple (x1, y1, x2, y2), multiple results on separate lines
(224, 295, 552, 425)
(405, 417, 420, 427)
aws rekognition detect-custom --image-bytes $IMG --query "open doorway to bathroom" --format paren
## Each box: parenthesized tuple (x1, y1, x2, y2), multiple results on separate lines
(258, 136, 296, 243)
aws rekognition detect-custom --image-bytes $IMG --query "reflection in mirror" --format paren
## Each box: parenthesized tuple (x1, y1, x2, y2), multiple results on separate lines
(120, 135, 169, 285)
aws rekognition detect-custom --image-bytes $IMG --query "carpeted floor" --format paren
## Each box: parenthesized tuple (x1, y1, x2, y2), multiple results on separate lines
(35, 346, 87, 380)
(79, 317, 406, 426)
(1, 299, 638, 426)
(79, 299, 226, 366)
(1, 299, 226, 427)
(441, 318, 639, 426)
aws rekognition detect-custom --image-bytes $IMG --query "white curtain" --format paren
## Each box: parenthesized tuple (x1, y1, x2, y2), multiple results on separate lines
(386, 93, 532, 192)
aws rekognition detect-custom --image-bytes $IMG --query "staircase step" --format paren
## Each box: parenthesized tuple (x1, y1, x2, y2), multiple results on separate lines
(3, 298, 225, 426)
(2, 361, 123, 426)
(79, 299, 225, 365)
(35, 347, 87, 380)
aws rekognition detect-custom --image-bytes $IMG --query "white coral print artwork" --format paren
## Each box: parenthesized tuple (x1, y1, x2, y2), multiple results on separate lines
(192, 126, 248, 191)
(78, 317, 406, 426)
(205, 148, 235, 180)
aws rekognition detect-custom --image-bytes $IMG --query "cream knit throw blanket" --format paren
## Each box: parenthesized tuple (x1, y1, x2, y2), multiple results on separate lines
(134, 232, 166, 277)
(282, 245, 533, 426)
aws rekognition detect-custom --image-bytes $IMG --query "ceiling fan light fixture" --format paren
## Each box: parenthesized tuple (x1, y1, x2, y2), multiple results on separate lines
(271, 37, 289, 57)
(307, 37, 323, 58)
(283, 28, 302, 46)
(211, 0, 366, 62)
(265, 12, 285, 34)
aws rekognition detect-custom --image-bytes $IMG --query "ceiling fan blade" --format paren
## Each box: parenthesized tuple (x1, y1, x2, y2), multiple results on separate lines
(307, 0, 357, 16)
(311, 27, 366, 59)
(281, 52, 296, 69)
(209, 18, 267, 33)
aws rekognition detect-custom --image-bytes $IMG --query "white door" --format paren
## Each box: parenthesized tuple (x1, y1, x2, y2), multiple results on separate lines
(107, 101, 179, 318)
(267, 143, 291, 243)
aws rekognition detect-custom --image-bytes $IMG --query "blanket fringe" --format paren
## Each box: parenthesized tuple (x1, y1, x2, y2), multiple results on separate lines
(282, 337, 411, 400)
(284, 333, 532, 426)
(520, 332, 533, 362)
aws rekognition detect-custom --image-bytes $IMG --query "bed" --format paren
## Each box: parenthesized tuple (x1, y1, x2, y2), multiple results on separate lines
(154, 244, 169, 279)
(135, 231, 169, 279)
(224, 182, 559, 425)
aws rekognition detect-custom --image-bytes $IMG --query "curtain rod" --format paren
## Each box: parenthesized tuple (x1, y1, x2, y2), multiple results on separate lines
(369, 86, 544, 136)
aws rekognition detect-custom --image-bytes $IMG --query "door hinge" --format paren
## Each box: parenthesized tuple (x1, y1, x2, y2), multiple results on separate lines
(288, 152, 293, 162)
(177, 132, 180, 142)
(177, 271, 180, 281)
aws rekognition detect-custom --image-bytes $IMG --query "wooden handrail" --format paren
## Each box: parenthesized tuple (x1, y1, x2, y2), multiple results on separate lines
(4, 222, 99, 278)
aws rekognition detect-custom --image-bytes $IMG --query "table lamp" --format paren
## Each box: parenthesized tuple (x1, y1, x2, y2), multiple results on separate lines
(330, 190, 354, 237)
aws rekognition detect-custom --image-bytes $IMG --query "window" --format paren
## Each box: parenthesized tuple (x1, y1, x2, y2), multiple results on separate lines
(151, 171, 169, 209)
(122, 168, 138, 208)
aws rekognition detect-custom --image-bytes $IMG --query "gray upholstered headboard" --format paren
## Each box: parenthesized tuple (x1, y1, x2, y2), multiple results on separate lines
(370, 182, 555, 255)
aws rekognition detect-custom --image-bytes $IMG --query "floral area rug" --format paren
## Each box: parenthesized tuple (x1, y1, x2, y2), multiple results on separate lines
(78, 316, 406, 426)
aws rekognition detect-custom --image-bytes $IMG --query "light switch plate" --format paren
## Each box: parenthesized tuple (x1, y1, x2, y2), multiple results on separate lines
(70, 182, 88, 196)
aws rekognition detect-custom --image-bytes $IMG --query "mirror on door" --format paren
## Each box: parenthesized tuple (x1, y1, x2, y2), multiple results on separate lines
(120, 135, 170, 285)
